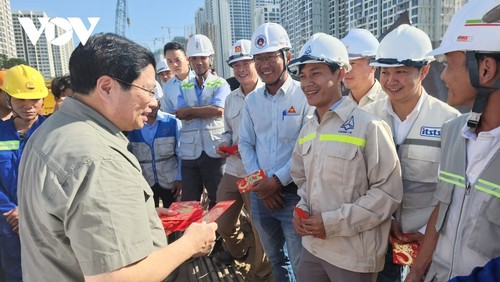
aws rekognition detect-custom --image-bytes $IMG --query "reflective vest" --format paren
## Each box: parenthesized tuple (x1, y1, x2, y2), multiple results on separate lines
(178, 74, 226, 160)
(365, 91, 460, 232)
(127, 116, 178, 188)
(426, 115, 500, 281)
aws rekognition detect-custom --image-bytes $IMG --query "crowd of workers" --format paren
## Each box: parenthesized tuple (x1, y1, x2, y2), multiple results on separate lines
(0, 1, 498, 281)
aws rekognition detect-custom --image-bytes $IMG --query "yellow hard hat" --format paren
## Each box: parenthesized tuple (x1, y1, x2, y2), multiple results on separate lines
(1, 65, 48, 99)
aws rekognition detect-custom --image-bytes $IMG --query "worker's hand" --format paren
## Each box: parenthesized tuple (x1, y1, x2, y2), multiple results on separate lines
(261, 190, 285, 211)
(404, 267, 426, 282)
(175, 107, 193, 120)
(215, 142, 230, 158)
(400, 231, 425, 246)
(3, 207, 19, 234)
(293, 211, 308, 236)
(172, 181, 182, 199)
(253, 178, 280, 199)
(390, 219, 403, 242)
(302, 213, 326, 239)
(182, 222, 218, 257)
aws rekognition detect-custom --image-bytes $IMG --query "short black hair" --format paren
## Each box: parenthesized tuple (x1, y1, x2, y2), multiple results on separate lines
(50, 75, 71, 98)
(163, 42, 186, 57)
(69, 33, 155, 95)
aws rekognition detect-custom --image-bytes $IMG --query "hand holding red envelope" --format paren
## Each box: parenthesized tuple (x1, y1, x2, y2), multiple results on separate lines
(160, 200, 235, 235)
(392, 235, 421, 266)
(237, 169, 266, 193)
(294, 207, 309, 219)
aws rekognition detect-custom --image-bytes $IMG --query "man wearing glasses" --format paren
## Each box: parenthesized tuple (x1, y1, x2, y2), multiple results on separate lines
(17, 33, 217, 282)
(239, 23, 313, 282)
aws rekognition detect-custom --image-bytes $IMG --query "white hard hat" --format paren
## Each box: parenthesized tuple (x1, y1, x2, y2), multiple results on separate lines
(154, 81, 164, 100)
(371, 24, 434, 67)
(227, 39, 253, 66)
(156, 59, 169, 74)
(250, 22, 291, 56)
(428, 0, 500, 56)
(341, 29, 379, 60)
(288, 33, 351, 75)
(186, 34, 214, 57)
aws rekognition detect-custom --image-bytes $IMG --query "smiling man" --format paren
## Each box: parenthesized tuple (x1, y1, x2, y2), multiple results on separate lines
(363, 24, 460, 282)
(17, 33, 217, 282)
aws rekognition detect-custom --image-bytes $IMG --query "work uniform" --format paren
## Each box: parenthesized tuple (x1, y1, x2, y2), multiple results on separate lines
(426, 115, 500, 281)
(0, 116, 45, 282)
(128, 110, 182, 208)
(291, 97, 403, 276)
(364, 90, 460, 233)
(347, 79, 386, 108)
(177, 73, 230, 206)
(160, 70, 195, 114)
(17, 98, 166, 281)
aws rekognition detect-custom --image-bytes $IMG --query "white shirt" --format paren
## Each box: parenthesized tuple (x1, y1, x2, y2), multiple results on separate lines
(463, 124, 500, 184)
(385, 91, 425, 145)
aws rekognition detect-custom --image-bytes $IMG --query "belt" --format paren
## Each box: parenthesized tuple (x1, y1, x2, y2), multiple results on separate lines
(282, 182, 298, 194)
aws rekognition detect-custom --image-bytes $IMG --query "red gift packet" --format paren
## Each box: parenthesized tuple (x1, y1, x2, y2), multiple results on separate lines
(237, 169, 266, 193)
(392, 236, 421, 266)
(294, 207, 309, 219)
(160, 200, 236, 235)
(219, 144, 238, 155)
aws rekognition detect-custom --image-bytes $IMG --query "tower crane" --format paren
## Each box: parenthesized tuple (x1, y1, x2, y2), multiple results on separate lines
(115, 0, 130, 36)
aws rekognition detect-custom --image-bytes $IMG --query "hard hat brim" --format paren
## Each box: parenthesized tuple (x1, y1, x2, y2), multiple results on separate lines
(227, 56, 253, 66)
(8, 91, 48, 100)
(369, 62, 405, 67)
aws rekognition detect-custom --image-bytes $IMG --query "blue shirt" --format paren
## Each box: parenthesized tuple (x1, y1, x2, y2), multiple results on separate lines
(160, 71, 196, 113)
(238, 76, 313, 185)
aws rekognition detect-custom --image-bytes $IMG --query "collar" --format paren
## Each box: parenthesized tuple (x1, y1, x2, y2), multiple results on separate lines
(461, 122, 500, 141)
(264, 75, 293, 97)
(385, 87, 427, 122)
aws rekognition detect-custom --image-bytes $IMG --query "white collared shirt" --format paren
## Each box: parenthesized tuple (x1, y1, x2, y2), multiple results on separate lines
(385, 91, 426, 145)
(462, 124, 500, 184)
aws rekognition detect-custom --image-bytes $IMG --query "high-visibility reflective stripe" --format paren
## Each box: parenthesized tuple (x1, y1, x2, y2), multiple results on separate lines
(0, 140, 20, 151)
(402, 138, 441, 148)
(476, 179, 500, 199)
(181, 82, 195, 90)
(320, 134, 366, 147)
(439, 171, 466, 187)
(207, 79, 224, 88)
(298, 133, 316, 145)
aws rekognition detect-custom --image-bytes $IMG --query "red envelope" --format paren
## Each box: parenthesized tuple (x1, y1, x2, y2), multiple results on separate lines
(392, 236, 421, 266)
(294, 207, 309, 219)
(160, 201, 204, 235)
(219, 145, 239, 155)
(198, 200, 236, 223)
(237, 169, 266, 193)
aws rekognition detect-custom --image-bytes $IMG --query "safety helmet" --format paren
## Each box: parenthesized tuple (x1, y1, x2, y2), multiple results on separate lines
(371, 24, 434, 67)
(227, 39, 253, 66)
(428, 0, 500, 128)
(250, 22, 292, 56)
(341, 29, 379, 60)
(288, 33, 351, 75)
(186, 34, 214, 57)
(1, 64, 48, 99)
(0, 69, 7, 88)
(156, 59, 170, 74)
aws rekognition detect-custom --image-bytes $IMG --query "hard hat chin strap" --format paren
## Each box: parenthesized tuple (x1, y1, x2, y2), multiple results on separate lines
(266, 49, 288, 88)
(465, 51, 500, 128)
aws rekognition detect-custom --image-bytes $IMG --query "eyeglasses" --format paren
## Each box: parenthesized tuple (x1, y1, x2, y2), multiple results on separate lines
(254, 52, 282, 63)
(109, 76, 155, 98)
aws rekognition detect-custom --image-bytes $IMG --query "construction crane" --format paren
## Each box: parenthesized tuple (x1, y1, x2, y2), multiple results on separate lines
(115, 0, 130, 36)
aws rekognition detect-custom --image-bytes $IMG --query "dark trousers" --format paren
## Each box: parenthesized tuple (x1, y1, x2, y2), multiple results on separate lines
(151, 183, 176, 208)
(181, 152, 225, 208)
(377, 245, 402, 282)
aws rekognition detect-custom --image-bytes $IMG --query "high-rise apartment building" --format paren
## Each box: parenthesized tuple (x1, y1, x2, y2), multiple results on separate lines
(252, 0, 281, 30)
(230, 0, 253, 42)
(12, 10, 73, 79)
(195, 0, 232, 78)
(0, 0, 17, 59)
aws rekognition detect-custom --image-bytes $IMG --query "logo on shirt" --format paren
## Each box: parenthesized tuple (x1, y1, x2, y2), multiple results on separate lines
(340, 116, 355, 132)
(420, 126, 441, 137)
(287, 106, 296, 114)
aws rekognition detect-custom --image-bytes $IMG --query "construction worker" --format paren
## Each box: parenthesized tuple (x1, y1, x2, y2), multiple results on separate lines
(288, 32, 403, 282)
(176, 34, 230, 209)
(156, 58, 173, 87)
(341, 28, 386, 107)
(0, 70, 12, 121)
(0, 64, 48, 282)
(50, 75, 73, 112)
(406, 1, 500, 281)
(363, 24, 460, 282)
(238, 22, 314, 282)
(213, 39, 273, 280)
(161, 42, 195, 114)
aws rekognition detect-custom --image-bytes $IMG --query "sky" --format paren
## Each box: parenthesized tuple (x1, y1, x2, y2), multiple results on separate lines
(10, 0, 205, 52)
